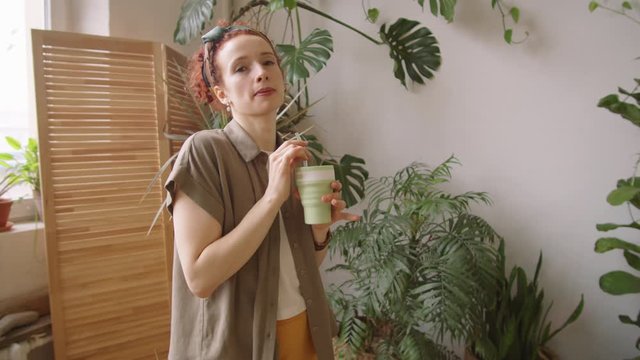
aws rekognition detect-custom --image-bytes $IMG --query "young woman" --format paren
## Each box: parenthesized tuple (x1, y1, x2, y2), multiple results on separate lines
(164, 23, 359, 360)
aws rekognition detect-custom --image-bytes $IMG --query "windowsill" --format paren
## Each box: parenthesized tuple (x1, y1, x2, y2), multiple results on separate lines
(0, 221, 44, 240)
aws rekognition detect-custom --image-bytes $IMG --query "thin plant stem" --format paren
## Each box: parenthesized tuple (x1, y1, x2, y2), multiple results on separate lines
(596, 2, 640, 26)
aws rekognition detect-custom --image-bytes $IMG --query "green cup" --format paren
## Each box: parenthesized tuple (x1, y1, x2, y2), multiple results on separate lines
(295, 165, 335, 224)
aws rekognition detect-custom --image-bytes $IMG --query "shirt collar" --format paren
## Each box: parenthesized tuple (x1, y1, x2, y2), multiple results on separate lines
(223, 119, 283, 162)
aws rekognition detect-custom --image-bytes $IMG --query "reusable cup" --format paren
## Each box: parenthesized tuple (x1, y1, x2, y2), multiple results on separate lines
(295, 165, 335, 224)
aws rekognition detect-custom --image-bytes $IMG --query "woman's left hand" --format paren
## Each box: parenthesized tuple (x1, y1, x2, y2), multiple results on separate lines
(310, 180, 360, 232)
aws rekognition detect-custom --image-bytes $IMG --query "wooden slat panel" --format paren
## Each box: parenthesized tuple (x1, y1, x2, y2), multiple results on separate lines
(32, 29, 175, 360)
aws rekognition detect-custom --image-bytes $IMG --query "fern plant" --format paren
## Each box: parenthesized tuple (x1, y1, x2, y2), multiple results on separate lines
(328, 156, 501, 359)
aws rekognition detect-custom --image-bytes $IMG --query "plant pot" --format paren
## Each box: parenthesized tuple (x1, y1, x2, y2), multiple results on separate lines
(0, 198, 14, 231)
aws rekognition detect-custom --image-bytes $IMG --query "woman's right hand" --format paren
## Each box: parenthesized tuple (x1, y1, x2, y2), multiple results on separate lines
(264, 139, 310, 205)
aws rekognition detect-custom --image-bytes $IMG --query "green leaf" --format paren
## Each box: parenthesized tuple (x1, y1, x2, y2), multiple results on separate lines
(597, 222, 640, 231)
(510, 7, 520, 23)
(491, 0, 497, 9)
(367, 8, 380, 23)
(595, 237, 640, 254)
(623, 1, 632, 10)
(598, 93, 640, 127)
(607, 186, 640, 205)
(0, 153, 14, 161)
(379, 18, 441, 88)
(619, 87, 640, 105)
(624, 250, 640, 271)
(504, 29, 513, 44)
(543, 294, 584, 344)
(600, 271, 640, 295)
(324, 154, 368, 208)
(268, 0, 297, 12)
(173, 0, 216, 45)
(426, 0, 457, 22)
(276, 28, 333, 84)
(589, 1, 599, 12)
(5, 136, 21, 151)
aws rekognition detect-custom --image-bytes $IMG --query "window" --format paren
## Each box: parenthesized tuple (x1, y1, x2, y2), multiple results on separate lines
(0, 0, 47, 221)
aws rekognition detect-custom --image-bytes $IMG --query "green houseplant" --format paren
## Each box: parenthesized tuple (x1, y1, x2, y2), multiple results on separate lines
(0, 136, 41, 228)
(327, 156, 501, 359)
(589, 1, 640, 356)
(466, 240, 584, 360)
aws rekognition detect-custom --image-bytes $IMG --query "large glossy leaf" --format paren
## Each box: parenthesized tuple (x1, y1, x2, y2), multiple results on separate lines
(598, 94, 640, 128)
(174, 0, 216, 45)
(276, 29, 333, 84)
(595, 237, 640, 254)
(379, 18, 441, 88)
(322, 154, 368, 208)
(607, 185, 640, 206)
(600, 271, 640, 295)
(624, 250, 640, 272)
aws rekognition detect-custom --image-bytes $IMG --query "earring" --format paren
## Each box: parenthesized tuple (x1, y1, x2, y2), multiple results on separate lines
(223, 101, 231, 113)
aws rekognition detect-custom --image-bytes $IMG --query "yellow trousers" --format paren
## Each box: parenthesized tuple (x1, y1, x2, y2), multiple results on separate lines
(276, 310, 318, 360)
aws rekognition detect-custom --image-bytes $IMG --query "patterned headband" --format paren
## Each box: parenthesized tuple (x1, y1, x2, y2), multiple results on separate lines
(201, 25, 252, 89)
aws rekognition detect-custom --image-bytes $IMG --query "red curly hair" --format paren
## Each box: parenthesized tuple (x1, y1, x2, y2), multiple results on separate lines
(188, 20, 283, 107)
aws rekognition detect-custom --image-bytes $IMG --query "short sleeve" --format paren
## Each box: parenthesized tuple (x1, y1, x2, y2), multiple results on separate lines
(164, 132, 225, 225)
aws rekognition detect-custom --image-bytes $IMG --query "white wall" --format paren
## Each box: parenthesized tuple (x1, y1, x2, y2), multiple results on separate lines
(304, 1, 639, 359)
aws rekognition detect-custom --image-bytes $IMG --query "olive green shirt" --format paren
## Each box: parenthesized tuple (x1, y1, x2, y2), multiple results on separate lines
(165, 120, 337, 360)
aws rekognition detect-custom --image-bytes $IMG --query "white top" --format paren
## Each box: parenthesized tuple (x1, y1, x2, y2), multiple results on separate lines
(276, 211, 307, 320)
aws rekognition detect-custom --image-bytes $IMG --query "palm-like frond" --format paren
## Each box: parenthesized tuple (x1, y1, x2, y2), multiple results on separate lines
(330, 158, 500, 358)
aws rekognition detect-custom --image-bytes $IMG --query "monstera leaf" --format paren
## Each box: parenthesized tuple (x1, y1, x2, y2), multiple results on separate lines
(379, 18, 441, 88)
(174, 0, 216, 45)
(276, 29, 333, 84)
(323, 155, 368, 208)
(415, 0, 457, 22)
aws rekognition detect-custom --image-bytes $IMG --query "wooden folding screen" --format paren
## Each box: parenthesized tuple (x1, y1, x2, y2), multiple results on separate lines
(31, 29, 200, 360)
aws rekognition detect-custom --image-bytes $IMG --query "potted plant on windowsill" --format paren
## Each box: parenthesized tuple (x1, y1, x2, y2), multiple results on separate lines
(0, 136, 42, 230)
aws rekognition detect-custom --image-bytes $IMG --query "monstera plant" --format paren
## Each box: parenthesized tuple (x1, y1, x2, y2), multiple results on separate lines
(160, 0, 527, 211)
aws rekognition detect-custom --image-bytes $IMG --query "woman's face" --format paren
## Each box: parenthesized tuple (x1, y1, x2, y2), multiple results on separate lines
(212, 34, 285, 119)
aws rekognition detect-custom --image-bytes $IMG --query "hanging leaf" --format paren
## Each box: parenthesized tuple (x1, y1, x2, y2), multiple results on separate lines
(173, 0, 216, 45)
(600, 271, 640, 295)
(426, 0, 457, 22)
(379, 18, 441, 88)
(623, 1, 632, 10)
(276, 28, 333, 84)
(510, 7, 520, 23)
(589, 1, 599, 12)
(504, 29, 513, 44)
(619, 86, 640, 105)
(367, 8, 380, 23)
(595, 237, 640, 254)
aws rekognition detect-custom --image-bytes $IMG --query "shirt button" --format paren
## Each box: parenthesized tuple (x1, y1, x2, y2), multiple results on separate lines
(292, 242, 299, 249)
(312, 327, 319, 333)
(306, 299, 313, 306)
(299, 269, 306, 277)
(267, 332, 271, 339)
